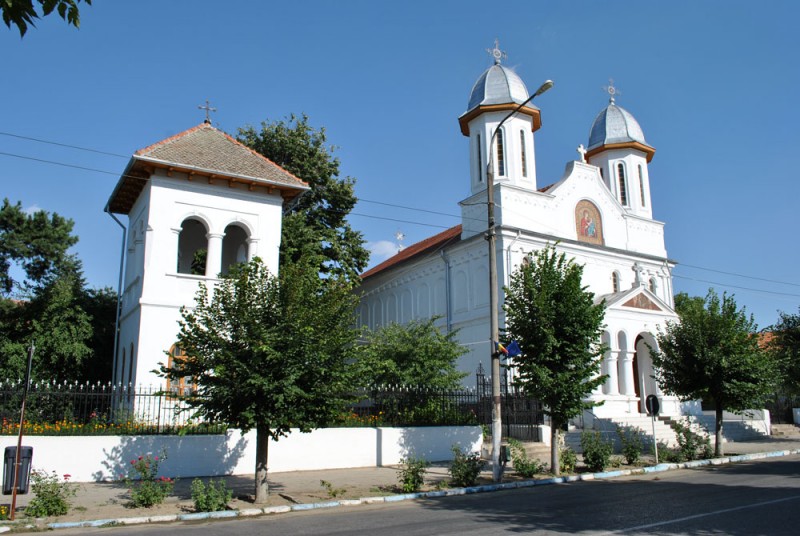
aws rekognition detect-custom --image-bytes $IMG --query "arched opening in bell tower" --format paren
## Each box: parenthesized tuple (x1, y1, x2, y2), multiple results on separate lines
(177, 218, 208, 275)
(221, 224, 249, 275)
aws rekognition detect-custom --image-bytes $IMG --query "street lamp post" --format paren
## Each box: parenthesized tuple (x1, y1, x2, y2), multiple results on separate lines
(486, 80, 553, 482)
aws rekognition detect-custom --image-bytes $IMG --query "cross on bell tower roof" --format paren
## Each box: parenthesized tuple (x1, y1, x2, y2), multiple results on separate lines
(197, 99, 217, 124)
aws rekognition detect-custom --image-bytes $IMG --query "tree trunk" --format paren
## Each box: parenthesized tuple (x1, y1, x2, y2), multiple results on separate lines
(255, 425, 270, 504)
(551, 422, 560, 476)
(715, 402, 724, 457)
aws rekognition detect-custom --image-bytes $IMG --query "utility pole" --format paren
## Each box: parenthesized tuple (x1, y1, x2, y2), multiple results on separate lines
(486, 80, 553, 482)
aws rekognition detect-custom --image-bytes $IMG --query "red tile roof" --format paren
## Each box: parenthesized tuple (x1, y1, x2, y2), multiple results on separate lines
(135, 123, 308, 188)
(538, 183, 555, 193)
(361, 225, 462, 280)
(108, 123, 308, 214)
(757, 331, 775, 349)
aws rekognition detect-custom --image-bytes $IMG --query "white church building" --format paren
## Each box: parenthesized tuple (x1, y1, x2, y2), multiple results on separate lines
(358, 48, 683, 420)
(106, 121, 308, 389)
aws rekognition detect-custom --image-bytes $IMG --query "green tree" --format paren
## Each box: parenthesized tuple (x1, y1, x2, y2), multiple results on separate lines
(769, 308, 800, 397)
(652, 290, 778, 456)
(78, 286, 118, 383)
(0, 260, 93, 382)
(0, 200, 115, 383)
(503, 245, 607, 475)
(159, 257, 360, 503)
(237, 114, 369, 282)
(2, 0, 91, 37)
(0, 198, 78, 296)
(360, 319, 467, 389)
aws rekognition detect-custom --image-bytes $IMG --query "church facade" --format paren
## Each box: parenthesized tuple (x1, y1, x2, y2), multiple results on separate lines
(358, 49, 682, 419)
(106, 122, 308, 389)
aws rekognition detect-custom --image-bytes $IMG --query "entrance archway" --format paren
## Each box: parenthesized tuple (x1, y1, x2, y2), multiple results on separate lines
(634, 333, 659, 413)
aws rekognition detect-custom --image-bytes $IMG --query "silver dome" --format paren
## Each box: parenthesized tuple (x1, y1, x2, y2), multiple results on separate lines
(466, 64, 530, 111)
(588, 103, 647, 150)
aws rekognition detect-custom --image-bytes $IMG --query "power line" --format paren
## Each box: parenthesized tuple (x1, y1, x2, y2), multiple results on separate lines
(0, 131, 128, 158)
(677, 262, 800, 289)
(0, 151, 119, 176)
(671, 273, 800, 299)
(1, 143, 798, 295)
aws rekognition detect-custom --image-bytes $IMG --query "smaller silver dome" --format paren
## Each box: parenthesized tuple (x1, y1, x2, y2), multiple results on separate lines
(466, 64, 530, 111)
(588, 103, 647, 150)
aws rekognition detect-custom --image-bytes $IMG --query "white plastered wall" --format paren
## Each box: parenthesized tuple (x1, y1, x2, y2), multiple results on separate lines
(116, 170, 284, 388)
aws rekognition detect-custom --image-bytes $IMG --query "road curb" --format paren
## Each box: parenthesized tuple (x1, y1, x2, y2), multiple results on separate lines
(32, 447, 800, 530)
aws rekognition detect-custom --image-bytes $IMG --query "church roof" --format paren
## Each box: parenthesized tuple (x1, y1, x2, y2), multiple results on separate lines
(466, 64, 530, 111)
(588, 103, 647, 150)
(107, 123, 308, 214)
(361, 225, 462, 280)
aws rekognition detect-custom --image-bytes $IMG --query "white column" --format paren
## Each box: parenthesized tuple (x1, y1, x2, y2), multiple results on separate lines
(246, 237, 259, 261)
(619, 351, 635, 396)
(605, 351, 620, 395)
(205, 232, 224, 277)
(169, 227, 182, 273)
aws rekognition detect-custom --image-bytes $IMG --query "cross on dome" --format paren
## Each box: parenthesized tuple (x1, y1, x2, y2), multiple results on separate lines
(602, 78, 622, 104)
(487, 38, 507, 65)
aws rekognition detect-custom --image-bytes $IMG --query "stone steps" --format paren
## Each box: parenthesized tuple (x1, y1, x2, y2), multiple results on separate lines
(772, 424, 800, 438)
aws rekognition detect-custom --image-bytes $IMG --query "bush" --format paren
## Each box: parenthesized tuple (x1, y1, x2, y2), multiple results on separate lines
(319, 479, 347, 498)
(24, 470, 77, 517)
(449, 445, 485, 487)
(671, 420, 712, 461)
(507, 438, 546, 478)
(617, 426, 645, 465)
(0, 504, 9, 520)
(580, 430, 613, 472)
(397, 457, 428, 493)
(125, 452, 174, 507)
(191, 479, 232, 512)
(560, 446, 577, 474)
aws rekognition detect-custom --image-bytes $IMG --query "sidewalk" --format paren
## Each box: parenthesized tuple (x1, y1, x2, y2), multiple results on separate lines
(3, 436, 800, 530)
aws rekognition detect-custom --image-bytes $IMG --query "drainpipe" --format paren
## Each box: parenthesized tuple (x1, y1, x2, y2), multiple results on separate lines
(104, 204, 127, 386)
(440, 250, 452, 333)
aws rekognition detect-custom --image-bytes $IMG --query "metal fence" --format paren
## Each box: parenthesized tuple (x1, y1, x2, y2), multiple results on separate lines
(475, 364, 546, 440)
(0, 381, 226, 435)
(0, 376, 544, 437)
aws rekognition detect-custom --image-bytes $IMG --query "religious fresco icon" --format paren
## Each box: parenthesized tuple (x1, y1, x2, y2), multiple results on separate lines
(575, 200, 604, 245)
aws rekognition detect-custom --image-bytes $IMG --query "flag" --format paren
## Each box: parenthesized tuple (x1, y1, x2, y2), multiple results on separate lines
(495, 341, 521, 357)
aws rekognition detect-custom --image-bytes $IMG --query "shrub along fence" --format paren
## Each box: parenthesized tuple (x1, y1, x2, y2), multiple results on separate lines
(0, 380, 544, 437)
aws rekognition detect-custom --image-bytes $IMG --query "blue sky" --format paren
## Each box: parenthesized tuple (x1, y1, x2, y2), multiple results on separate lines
(2, 0, 798, 329)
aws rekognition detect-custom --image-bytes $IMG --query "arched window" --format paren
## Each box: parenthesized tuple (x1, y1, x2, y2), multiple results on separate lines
(166, 344, 195, 397)
(221, 224, 249, 276)
(638, 165, 646, 207)
(496, 128, 506, 177)
(177, 218, 208, 275)
(617, 163, 628, 206)
(128, 343, 135, 385)
(612, 272, 620, 293)
(519, 130, 527, 177)
(476, 134, 483, 183)
(649, 277, 657, 293)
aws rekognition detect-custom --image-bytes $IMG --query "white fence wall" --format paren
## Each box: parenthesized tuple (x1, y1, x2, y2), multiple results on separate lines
(3, 426, 482, 482)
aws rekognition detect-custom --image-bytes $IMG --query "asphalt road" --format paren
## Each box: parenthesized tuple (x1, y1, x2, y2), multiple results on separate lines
(71, 455, 800, 535)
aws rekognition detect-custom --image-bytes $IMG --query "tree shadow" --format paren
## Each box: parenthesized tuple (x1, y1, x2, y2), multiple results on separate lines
(415, 459, 800, 535)
(93, 431, 248, 481)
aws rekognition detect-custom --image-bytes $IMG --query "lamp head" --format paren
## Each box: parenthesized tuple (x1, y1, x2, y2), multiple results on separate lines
(533, 80, 554, 98)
